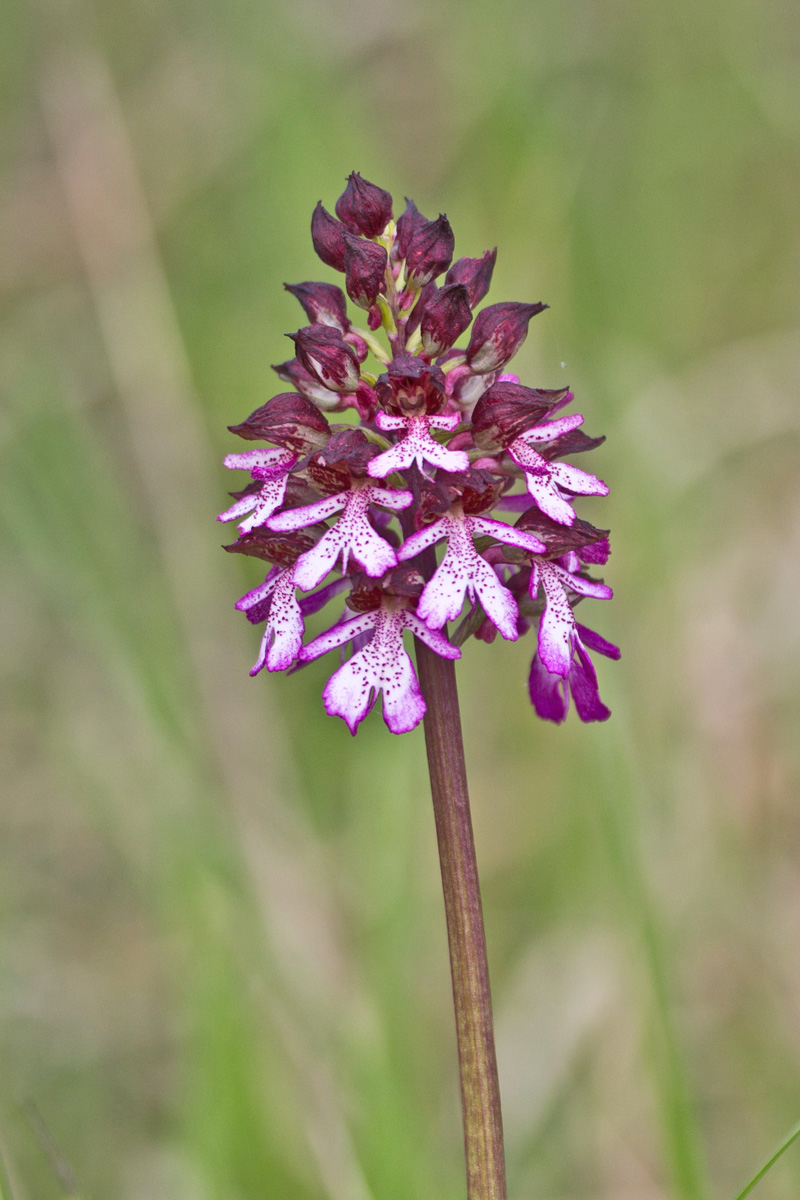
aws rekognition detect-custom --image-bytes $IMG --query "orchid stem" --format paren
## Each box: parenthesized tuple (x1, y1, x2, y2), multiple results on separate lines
(414, 639, 507, 1200)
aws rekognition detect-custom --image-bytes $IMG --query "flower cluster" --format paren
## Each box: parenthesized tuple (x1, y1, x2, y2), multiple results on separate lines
(220, 173, 618, 734)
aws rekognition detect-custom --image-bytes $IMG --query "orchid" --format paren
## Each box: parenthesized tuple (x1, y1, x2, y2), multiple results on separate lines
(367, 410, 468, 477)
(217, 447, 297, 532)
(399, 505, 546, 640)
(299, 596, 460, 734)
(220, 171, 617, 735)
(218, 171, 619, 1200)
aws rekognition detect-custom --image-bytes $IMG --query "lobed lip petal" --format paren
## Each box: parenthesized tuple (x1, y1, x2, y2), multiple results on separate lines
(397, 518, 447, 561)
(537, 566, 575, 676)
(307, 602, 456, 735)
(238, 567, 305, 675)
(288, 487, 406, 589)
(368, 413, 468, 478)
(468, 516, 547, 555)
(410, 510, 522, 640)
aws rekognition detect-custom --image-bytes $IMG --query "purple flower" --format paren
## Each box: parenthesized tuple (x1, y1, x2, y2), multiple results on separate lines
(367, 411, 468, 477)
(528, 624, 620, 724)
(269, 481, 413, 589)
(227, 392, 330, 453)
(420, 283, 473, 356)
(236, 565, 305, 675)
(399, 504, 545, 640)
(220, 174, 617, 731)
(529, 558, 612, 677)
(218, 447, 297, 532)
(394, 198, 428, 262)
(508, 414, 609, 526)
(300, 598, 459, 735)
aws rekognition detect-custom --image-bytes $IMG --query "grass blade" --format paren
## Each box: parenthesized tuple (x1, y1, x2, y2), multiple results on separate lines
(734, 1119, 800, 1200)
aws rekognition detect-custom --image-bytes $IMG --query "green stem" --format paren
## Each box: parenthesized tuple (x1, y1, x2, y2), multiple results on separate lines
(414, 641, 507, 1200)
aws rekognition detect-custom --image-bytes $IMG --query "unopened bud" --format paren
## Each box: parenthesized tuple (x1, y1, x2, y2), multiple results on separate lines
(465, 301, 547, 374)
(289, 325, 361, 393)
(228, 393, 330, 453)
(405, 214, 455, 288)
(394, 198, 428, 261)
(311, 202, 347, 271)
(445, 248, 497, 307)
(343, 232, 388, 310)
(272, 358, 343, 410)
(420, 283, 472, 356)
(405, 281, 436, 336)
(335, 172, 393, 238)
(284, 281, 349, 330)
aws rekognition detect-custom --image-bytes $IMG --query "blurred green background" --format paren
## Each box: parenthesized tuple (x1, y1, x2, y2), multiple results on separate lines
(2, 0, 800, 1196)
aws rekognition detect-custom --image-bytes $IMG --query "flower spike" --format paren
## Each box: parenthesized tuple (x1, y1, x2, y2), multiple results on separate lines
(220, 174, 616, 730)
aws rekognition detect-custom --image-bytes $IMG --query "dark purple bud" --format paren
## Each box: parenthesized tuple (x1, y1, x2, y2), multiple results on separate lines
(289, 325, 361, 394)
(374, 353, 447, 415)
(223, 525, 324, 568)
(313, 427, 380, 480)
(394, 198, 428, 261)
(515, 509, 610, 558)
(465, 301, 548, 374)
(272, 358, 343, 410)
(420, 283, 472, 357)
(284, 281, 349, 330)
(228, 393, 330, 453)
(445, 249, 497, 307)
(367, 304, 382, 330)
(472, 382, 568, 450)
(405, 214, 455, 288)
(342, 232, 388, 310)
(335, 172, 393, 238)
(405, 281, 436, 336)
(311, 202, 347, 271)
